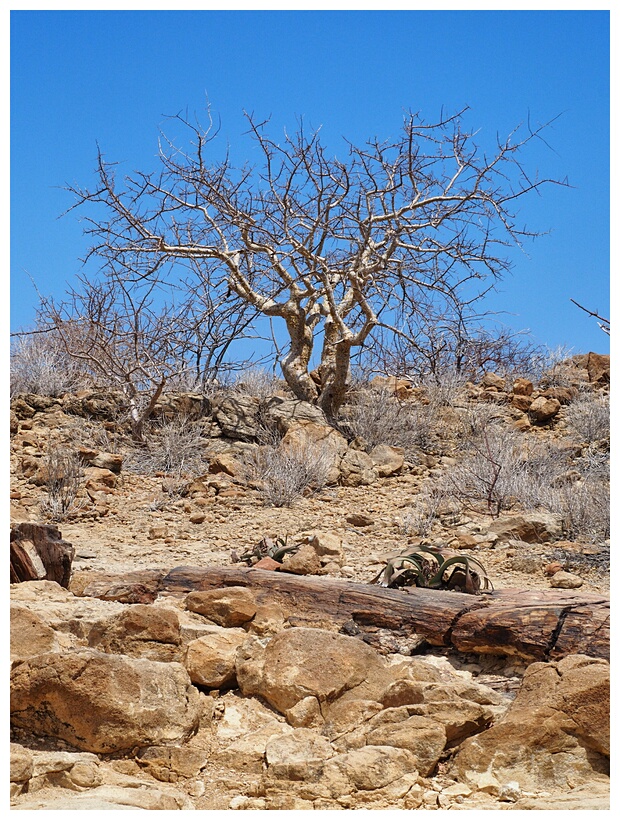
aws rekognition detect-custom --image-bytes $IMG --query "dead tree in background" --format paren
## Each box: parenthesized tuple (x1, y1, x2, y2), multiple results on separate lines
(65, 106, 566, 417)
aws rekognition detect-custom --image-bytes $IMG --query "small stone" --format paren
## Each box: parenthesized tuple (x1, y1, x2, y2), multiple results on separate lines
(345, 513, 375, 527)
(550, 570, 583, 589)
(189, 512, 206, 524)
(148, 525, 169, 539)
(544, 562, 563, 576)
(253, 556, 282, 571)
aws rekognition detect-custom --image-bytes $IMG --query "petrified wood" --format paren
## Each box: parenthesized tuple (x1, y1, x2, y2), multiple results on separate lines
(10, 522, 75, 588)
(77, 565, 609, 663)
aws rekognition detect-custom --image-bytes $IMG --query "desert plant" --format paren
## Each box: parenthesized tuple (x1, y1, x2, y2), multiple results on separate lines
(10, 330, 88, 398)
(245, 440, 333, 507)
(564, 392, 610, 444)
(123, 416, 211, 477)
(40, 447, 86, 521)
(371, 547, 493, 594)
(341, 387, 436, 455)
(231, 535, 302, 565)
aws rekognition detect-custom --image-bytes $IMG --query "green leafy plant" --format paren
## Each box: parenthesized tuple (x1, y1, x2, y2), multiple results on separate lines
(370, 547, 493, 594)
(231, 535, 302, 566)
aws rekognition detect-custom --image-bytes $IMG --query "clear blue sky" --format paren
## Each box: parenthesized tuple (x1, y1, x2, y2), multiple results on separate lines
(10, 9, 610, 355)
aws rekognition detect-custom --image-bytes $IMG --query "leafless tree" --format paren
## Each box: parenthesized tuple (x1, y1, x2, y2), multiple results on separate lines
(66, 105, 565, 417)
(570, 298, 610, 336)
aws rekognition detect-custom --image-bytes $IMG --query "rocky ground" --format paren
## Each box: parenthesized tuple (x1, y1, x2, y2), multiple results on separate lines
(9, 356, 610, 810)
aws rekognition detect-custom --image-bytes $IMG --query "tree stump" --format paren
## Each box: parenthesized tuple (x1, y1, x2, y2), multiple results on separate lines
(10, 523, 75, 588)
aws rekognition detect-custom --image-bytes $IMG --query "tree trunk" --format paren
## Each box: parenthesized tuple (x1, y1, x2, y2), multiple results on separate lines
(76, 565, 610, 662)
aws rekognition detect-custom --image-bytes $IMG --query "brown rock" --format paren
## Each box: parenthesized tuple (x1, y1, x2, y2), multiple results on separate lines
(488, 512, 563, 543)
(529, 396, 561, 423)
(208, 454, 244, 478)
(368, 444, 405, 477)
(185, 586, 257, 627)
(541, 386, 577, 405)
(265, 728, 334, 780)
(450, 654, 609, 791)
(573, 352, 610, 385)
(511, 394, 533, 411)
(345, 512, 375, 527)
(481, 372, 506, 391)
(10, 743, 34, 783)
(10, 649, 202, 753)
(339, 448, 378, 487)
(281, 543, 322, 576)
(512, 378, 534, 396)
(137, 745, 207, 782)
(550, 570, 583, 589)
(544, 561, 564, 576)
(10, 604, 59, 663)
(253, 556, 282, 571)
(280, 422, 348, 485)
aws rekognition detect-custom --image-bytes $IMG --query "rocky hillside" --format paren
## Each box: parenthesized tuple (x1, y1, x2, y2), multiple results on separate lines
(9, 353, 610, 809)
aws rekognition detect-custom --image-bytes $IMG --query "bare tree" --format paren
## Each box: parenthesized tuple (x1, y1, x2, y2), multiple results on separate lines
(66, 106, 565, 417)
(570, 298, 610, 336)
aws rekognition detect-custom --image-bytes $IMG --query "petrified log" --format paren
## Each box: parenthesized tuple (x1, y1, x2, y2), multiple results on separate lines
(77, 565, 609, 663)
(10, 523, 75, 587)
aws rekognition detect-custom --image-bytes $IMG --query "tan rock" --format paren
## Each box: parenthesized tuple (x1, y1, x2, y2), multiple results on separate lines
(11, 649, 202, 753)
(88, 604, 182, 662)
(511, 394, 533, 411)
(208, 453, 244, 477)
(529, 396, 561, 423)
(185, 586, 257, 627)
(12, 784, 193, 810)
(324, 745, 418, 793)
(285, 695, 324, 728)
(550, 570, 583, 589)
(450, 654, 609, 791)
(10, 744, 33, 783)
(281, 543, 322, 575)
(512, 377, 534, 396)
(237, 627, 387, 714)
(137, 745, 207, 782)
(265, 728, 334, 780)
(11, 604, 59, 663)
(481, 372, 506, 391)
(488, 512, 563, 543)
(215, 723, 293, 774)
(368, 444, 405, 477)
(339, 448, 378, 487)
(83, 466, 117, 488)
(184, 629, 246, 688)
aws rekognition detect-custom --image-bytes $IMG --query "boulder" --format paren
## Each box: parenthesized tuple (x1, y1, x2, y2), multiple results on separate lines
(262, 396, 328, 434)
(528, 396, 561, 423)
(281, 543, 322, 576)
(213, 395, 262, 441)
(339, 448, 378, 487)
(87, 604, 182, 662)
(10, 648, 202, 753)
(10, 744, 34, 785)
(184, 629, 247, 689)
(265, 728, 334, 780)
(450, 654, 609, 791)
(280, 422, 348, 485)
(512, 378, 533, 396)
(323, 745, 418, 793)
(136, 745, 208, 782)
(10, 604, 66, 663)
(235, 627, 387, 714)
(12, 784, 193, 810)
(185, 586, 257, 627)
(214, 723, 294, 774)
(368, 444, 405, 477)
(572, 352, 610, 385)
(481, 373, 506, 391)
(550, 570, 583, 589)
(487, 512, 563, 543)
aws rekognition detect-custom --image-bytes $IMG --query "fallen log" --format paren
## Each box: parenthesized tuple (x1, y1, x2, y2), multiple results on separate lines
(76, 565, 609, 663)
(10, 523, 75, 588)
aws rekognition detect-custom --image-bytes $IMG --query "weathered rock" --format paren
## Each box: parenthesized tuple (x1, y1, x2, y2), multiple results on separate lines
(481, 373, 506, 391)
(10, 744, 34, 784)
(345, 512, 375, 527)
(450, 654, 609, 791)
(184, 629, 247, 688)
(370, 375, 413, 399)
(368, 444, 405, 477)
(236, 627, 387, 714)
(572, 352, 610, 385)
(10, 603, 66, 663)
(262, 396, 328, 434)
(528, 396, 561, 423)
(11, 649, 202, 753)
(549, 570, 583, 589)
(87, 604, 182, 662)
(281, 543, 322, 576)
(213, 395, 262, 441)
(12, 784, 193, 810)
(84, 466, 117, 489)
(265, 728, 334, 780)
(540, 386, 577, 405)
(208, 453, 244, 478)
(511, 394, 533, 411)
(512, 377, 534, 396)
(280, 422, 348, 484)
(185, 586, 257, 627)
(215, 723, 293, 774)
(323, 745, 418, 793)
(137, 745, 207, 782)
(487, 512, 563, 543)
(339, 448, 378, 487)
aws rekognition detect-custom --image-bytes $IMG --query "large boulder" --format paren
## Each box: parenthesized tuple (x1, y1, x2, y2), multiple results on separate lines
(184, 629, 247, 689)
(213, 395, 262, 441)
(10, 648, 202, 753)
(487, 512, 563, 543)
(87, 604, 182, 662)
(528, 396, 561, 423)
(262, 397, 328, 434)
(185, 587, 257, 627)
(572, 352, 610, 385)
(280, 422, 348, 485)
(450, 654, 609, 792)
(339, 448, 378, 487)
(235, 627, 388, 714)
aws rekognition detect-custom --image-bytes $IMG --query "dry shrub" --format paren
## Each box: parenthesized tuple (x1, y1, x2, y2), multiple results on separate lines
(123, 416, 211, 477)
(400, 487, 449, 538)
(564, 392, 610, 444)
(245, 440, 333, 507)
(341, 387, 436, 455)
(40, 447, 86, 521)
(10, 332, 88, 398)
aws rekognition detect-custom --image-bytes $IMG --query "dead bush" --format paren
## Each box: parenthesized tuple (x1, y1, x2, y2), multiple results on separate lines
(399, 487, 448, 538)
(564, 392, 610, 444)
(40, 447, 86, 521)
(245, 440, 332, 507)
(340, 388, 436, 455)
(10, 331, 88, 398)
(123, 416, 211, 477)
